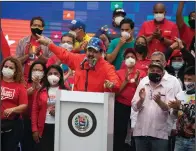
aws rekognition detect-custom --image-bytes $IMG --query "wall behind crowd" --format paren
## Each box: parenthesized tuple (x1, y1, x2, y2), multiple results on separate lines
(1, 1, 195, 55)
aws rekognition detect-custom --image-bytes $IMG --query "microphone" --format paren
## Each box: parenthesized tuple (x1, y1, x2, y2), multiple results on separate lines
(80, 57, 88, 69)
(91, 58, 97, 68)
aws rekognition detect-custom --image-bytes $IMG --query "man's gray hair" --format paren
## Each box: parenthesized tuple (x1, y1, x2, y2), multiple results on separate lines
(151, 51, 166, 62)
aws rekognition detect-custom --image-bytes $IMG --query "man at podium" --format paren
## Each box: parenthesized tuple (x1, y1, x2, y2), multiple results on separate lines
(36, 34, 121, 92)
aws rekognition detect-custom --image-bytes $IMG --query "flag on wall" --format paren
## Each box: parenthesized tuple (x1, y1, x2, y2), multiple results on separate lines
(0, 28, 11, 61)
(1, 19, 31, 56)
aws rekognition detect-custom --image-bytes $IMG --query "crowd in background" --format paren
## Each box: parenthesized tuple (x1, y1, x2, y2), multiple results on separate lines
(0, 1, 195, 151)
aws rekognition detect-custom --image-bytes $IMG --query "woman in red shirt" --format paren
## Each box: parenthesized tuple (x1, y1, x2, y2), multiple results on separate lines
(22, 60, 46, 151)
(31, 64, 67, 151)
(120, 36, 151, 74)
(0, 56, 28, 151)
(114, 48, 146, 151)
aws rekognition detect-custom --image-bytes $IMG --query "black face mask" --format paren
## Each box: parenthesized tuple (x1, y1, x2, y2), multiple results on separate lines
(31, 27, 43, 35)
(148, 72, 162, 83)
(188, 19, 195, 29)
(135, 44, 147, 54)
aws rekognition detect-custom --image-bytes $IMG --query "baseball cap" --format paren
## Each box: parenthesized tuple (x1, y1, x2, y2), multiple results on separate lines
(69, 20, 86, 31)
(113, 8, 126, 17)
(87, 37, 106, 52)
(149, 62, 164, 71)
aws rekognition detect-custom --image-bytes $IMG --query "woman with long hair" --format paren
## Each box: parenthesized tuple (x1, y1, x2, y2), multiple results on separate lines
(0, 56, 28, 151)
(21, 60, 47, 151)
(31, 64, 67, 151)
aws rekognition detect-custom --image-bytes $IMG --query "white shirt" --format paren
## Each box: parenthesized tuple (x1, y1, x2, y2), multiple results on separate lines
(130, 71, 182, 136)
(45, 87, 59, 124)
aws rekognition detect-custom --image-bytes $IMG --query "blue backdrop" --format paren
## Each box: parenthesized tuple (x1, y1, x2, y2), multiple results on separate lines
(1, 1, 195, 41)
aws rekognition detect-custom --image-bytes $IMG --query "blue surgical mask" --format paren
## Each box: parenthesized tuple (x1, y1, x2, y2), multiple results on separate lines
(171, 62, 184, 70)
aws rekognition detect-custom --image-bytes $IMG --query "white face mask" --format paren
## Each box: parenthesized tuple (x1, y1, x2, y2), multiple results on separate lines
(32, 71, 44, 80)
(2, 67, 14, 78)
(47, 75, 60, 86)
(184, 82, 195, 91)
(121, 31, 131, 40)
(114, 16, 124, 26)
(60, 43, 73, 51)
(125, 57, 136, 67)
(154, 13, 165, 22)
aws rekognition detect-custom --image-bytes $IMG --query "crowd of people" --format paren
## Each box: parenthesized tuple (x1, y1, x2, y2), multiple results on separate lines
(0, 2, 195, 151)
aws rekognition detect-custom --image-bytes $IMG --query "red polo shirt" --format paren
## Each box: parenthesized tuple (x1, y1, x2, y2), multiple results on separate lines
(116, 67, 146, 106)
(138, 19, 178, 57)
(179, 22, 195, 50)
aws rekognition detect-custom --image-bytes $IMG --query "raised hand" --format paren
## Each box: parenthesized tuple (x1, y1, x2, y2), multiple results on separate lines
(36, 34, 51, 46)
(139, 88, 146, 101)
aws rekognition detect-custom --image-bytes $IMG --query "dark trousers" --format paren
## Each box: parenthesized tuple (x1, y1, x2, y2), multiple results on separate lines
(1, 119, 23, 151)
(134, 136, 168, 151)
(21, 119, 36, 151)
(37, 124, 55, 151)
(113, 101, 131, 151)
(168, 136, 175, 151)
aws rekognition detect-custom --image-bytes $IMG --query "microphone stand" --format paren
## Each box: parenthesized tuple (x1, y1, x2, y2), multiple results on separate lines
(85, 69, 90, 92)
(81, 63, 95, 92)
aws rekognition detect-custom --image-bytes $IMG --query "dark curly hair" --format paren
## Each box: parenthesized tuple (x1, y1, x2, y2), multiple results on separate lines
(0, 56, 24, 83)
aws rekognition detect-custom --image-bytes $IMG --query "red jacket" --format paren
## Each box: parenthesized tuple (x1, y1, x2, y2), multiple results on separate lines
(31, 88, 48, 136)
(48, 43, 121, 92)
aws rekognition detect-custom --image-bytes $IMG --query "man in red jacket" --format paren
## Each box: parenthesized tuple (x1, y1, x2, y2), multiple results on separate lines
(36, 34, 121, 92)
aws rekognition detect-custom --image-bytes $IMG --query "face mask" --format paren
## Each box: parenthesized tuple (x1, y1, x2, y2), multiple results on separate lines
(121, 31, 130, 40)
(188, 19, 195, 29)
(114, 16, 124, 26)
(47, 75, 60, 86)
(60, 43, 73, 51)
(135, 44, 147, 54)
(125, 57, 136, 67)
(154, 13, 165, 22)
(2, 67, 14, 78)
(171, 62, 184, 70)
(32, 71, 44, 80)
(31, 27, 43, 35)
(184, 82, 195, 91)
(148, 72, 162, 83)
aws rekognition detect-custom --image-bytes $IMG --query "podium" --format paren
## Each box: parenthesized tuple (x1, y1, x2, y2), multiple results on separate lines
(55, 90, 115, 151)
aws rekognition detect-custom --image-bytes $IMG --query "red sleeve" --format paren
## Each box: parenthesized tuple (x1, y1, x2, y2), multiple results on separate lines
(104, 64, 121, 92)
(179, 22, 188, 38)
(31, 91, 39, 132)
(46, 55, 58, 68)
(137, 22, 146, 37)
(19, 84, 28, 105)
(170, 23, 179, 41)
(48, 43, 81, 70)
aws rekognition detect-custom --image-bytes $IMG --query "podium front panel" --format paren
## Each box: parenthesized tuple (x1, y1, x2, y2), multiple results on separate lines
(55, 91, 114, 151)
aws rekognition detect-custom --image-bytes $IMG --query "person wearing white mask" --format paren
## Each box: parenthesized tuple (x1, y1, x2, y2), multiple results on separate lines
(106, 18, 135, 70)
(46, 33, 75, 68)
(165, 38, 195, 90)
(138, 3, 178, 57)
(168, 66, 195, 151)
(0, 57, 28, 151)
(31, 65, 67, 151)
(21, 60, 46, 151)
(114, 48, 146, 151)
